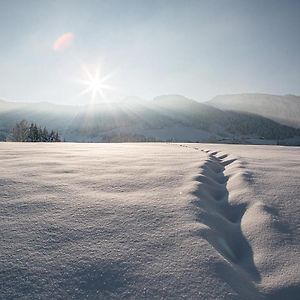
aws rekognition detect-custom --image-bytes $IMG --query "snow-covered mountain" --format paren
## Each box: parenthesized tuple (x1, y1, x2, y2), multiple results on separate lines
(0, 95, 299, 144)
(207, 93, 300, 128)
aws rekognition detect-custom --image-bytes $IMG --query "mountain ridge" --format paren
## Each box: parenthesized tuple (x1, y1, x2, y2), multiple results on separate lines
(207, 93, 300, 128)
(0, 94, 299, 144)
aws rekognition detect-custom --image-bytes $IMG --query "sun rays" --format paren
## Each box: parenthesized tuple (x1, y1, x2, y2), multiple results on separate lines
(77, 64, 115, 105)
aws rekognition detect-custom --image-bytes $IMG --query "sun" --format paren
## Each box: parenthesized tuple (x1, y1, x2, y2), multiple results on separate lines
(77, 64, 114, 104)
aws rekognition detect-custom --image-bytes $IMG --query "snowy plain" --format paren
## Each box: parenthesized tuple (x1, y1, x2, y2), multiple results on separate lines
(0, 142, 299, 299)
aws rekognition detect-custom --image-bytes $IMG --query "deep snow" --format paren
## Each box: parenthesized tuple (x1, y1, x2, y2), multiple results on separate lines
(0, 143, 299, 299)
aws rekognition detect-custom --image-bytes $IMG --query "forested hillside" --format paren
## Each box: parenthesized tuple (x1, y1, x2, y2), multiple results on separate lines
(0, 96, 299, 144)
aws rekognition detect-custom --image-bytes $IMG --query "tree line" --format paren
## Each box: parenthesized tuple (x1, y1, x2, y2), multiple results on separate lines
(7, 120, 61, 142)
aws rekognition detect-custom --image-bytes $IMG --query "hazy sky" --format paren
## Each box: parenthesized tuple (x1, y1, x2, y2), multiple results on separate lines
(0, 0, 300, 104)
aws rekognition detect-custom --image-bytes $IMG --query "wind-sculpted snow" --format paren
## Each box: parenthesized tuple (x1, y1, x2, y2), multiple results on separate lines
(0, 143, 299, 299)
(182, 146, 263, 299)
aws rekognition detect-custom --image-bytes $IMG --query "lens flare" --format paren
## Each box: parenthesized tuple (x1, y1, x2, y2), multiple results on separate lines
(53, 32, 74, 51)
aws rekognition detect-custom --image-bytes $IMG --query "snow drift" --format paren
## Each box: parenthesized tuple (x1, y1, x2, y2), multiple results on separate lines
(0, 143, 299, 299)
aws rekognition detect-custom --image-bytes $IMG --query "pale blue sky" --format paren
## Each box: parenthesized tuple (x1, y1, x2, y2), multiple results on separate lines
(0, 0, 300, 104)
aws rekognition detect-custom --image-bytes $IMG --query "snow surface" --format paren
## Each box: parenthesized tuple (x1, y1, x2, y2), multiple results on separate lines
(0, 142, 299, 299)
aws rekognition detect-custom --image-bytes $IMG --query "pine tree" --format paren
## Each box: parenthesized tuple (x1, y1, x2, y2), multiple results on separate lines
(42, 127, 49, 142)
(8, 120, 62, 142)
(54, 131, 61, 142)
(33, 124, 39, 142)
(28, 123, 34, 142)
(49, 130, 55, 142)
(37, 126, 43, 142)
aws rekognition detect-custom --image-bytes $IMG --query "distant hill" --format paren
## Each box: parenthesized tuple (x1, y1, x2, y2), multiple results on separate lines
(207, 93, 300, 128)
(0, 95, 299, 144)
